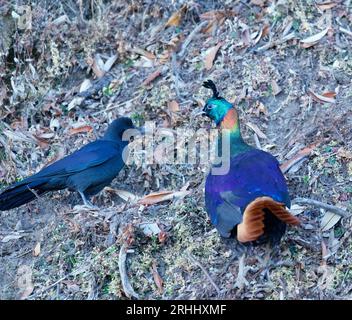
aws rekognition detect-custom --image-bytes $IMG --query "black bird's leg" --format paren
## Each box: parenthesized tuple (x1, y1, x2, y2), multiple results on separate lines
(78, 191, 94, 207)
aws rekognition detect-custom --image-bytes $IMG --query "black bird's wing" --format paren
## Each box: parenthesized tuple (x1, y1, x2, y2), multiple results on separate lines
(0, 140, 123, 210)
(33, 140, 121, 179)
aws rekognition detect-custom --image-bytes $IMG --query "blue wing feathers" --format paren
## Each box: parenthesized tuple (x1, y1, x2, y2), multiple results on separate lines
(205, 149, 290, 231)
(33, 140, 120, 178)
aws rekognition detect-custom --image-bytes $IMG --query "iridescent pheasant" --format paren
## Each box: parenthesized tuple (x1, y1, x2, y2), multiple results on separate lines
(202, 80, 299, 244)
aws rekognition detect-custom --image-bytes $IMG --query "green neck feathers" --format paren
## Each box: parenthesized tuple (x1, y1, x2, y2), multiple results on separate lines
(204, 98, 251, 155)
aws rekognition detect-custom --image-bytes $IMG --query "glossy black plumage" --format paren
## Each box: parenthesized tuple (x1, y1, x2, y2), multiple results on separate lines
(0, 117, 137, 210)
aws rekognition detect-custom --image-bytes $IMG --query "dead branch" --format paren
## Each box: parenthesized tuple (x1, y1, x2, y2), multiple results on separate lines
(186, 252, 221, 295)
(234, 253, 249, 289)
(119, 243, 139, 299)
(178, 21, 208, 58)
(292, 197, 351, 218)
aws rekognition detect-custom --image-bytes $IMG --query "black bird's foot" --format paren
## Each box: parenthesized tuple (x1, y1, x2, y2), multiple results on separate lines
(78, 191, 98, 210)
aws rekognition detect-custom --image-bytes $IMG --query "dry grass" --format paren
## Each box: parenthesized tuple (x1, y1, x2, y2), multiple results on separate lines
(0, 0, 352, 300)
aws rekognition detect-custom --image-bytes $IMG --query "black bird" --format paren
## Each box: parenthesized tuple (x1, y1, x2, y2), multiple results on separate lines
(0, 117, 138, 210)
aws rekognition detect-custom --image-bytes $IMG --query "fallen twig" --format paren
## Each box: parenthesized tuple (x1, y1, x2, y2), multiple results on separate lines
(119, 244, 139, 299)
(93, 93, 142, 116)
(77, 74, 113, 99)
(292, 197, 351, 218)
(291, 237, 320, 252)
(186, 252, 221, 295)
(339, 27, 352, 37)
(171, 52, 181, 97)
(253, 133, 262, 150)
(178, 21, 208, 58)
(280, 144, 317, 173)
(28, 276, 68, 299)
(234, 253, 249, 289)
(142, 65, 169, 86)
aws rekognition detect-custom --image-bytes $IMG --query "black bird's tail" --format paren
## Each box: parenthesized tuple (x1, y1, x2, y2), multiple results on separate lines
(0, 178, 49, 211)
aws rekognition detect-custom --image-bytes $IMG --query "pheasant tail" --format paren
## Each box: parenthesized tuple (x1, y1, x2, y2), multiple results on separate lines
(237, 197, 300, 243)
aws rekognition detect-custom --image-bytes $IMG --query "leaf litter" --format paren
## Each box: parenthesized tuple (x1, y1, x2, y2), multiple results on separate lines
(0, 0, 351, 301)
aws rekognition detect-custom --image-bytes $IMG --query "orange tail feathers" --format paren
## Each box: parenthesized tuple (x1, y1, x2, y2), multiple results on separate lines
(237, 196, 300, 243)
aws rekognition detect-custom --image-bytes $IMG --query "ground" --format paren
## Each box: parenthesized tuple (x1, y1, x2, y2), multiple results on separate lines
(0, 0, 352, 300)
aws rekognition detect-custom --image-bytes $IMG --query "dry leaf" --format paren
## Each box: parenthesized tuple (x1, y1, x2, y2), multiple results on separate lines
(282, 17, 294, 37)
(49, 118, 60, 131)
(245, 122, 267, 139)
(158, 231, 167, 243)
(3, 129, 33, 143)
(87, 54, 105, 78)
(121, 224, 135, 246)
(290, 204, 306, 216)
(271, 80, 282, 96)
(252, 27, 266, 45)
(165, 4, 187, 27)
(36, 132, 55, 139)
(138, 190, 174, 205)
(300, 27, 330, 48)
(204, 42, 222, 70)
(200, 10, 235, 33)
(52, 14, 69, 25)
(139, 223, 161, 237)
(158, 34, 184, 64)
(248, 101, 268, 116)
(280, 144, 317, 173)
(165, 11, 181, 27)
(103, 54, 118, 72)
(110, 188, 139, 203)
(241, 27, 251, 47)
(1, 233, 24, 243)
(0, 85, 7, 106)
(202, 20, 216, 34)
(321, 241, 328, 263)
(68, 97, 85, 111)
(69, 125, 93, 135)
(134, 56, 154, 68)
(17, 265, 34, 300)
(251, 0, 266, 6)
(317, 241, 335, 290)
(138, 188, 190, 205)
(321, 211, 341, 232)
(33, 135, 50, 149)
(199, 10, 235, 21)
(62, 280, 80, 292)
(308, 89, 336, 103)
(33, 242, 41, 257)
(316, 1, 338, 11)
(79, 79, 92, 92)
(337, 147, 352, 160)
(322, 91, 337, 98)
(151, 262, 163, 294)
(142, 68, 163, 86)
(132, 47, 156, 60)
(168, 100, 179, 112)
